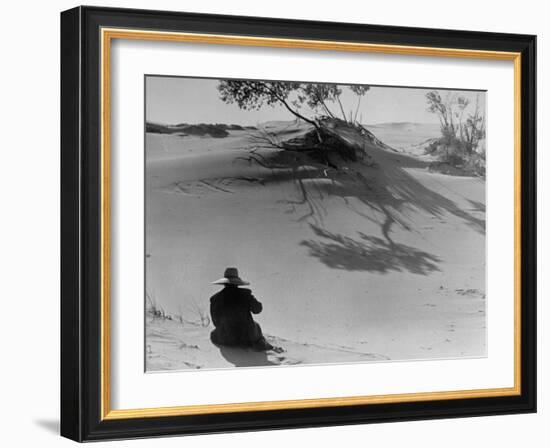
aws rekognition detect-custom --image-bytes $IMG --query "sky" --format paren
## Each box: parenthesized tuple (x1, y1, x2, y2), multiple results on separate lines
(145, 76, 486, 126)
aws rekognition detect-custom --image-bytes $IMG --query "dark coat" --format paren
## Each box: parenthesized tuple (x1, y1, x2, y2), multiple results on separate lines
(210, 286, 266, 347)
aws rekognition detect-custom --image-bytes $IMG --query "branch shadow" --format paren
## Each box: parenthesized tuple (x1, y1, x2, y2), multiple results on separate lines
(301, 224, 441, 274)
(314, 150, 485, 237)
(237, 134, 485, 275)
(467, 199, 486, 213)
(238, 143, 485, 237)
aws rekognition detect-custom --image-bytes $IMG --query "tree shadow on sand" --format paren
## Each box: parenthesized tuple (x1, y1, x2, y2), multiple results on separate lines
(237, 133, 485, 274)
(238, 142, 485, 237)
(301, 224, 441, 274)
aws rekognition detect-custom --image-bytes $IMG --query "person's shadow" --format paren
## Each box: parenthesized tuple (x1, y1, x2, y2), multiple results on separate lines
(218, 345, 277, 367)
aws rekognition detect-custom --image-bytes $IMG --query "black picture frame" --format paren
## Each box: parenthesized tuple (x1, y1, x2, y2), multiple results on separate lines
(61, 5, 536, 442)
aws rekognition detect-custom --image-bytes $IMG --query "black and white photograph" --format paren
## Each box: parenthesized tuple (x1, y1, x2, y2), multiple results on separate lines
(145, 76, 487, 371)
(0, 0, 543, 443)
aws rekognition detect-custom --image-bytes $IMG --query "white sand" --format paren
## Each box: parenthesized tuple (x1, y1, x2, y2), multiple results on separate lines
(145, 123, 486, 371)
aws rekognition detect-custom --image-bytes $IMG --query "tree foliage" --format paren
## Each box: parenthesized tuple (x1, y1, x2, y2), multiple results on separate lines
(217, 80, 370, 127)
(217, 80, 372, 169)
(426, 91, 485, 156)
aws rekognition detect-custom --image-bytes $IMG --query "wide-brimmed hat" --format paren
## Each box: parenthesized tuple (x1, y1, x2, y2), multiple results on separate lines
(212, 267, 250, 286)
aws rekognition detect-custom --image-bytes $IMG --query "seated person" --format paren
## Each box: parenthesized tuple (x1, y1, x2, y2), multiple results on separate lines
(210, 267, 273, 351)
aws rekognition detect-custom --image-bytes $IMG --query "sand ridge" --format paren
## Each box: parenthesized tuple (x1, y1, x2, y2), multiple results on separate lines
(145, 122, 486, 371)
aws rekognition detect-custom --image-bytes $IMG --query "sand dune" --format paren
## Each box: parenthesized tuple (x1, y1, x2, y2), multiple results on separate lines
(145, 121, 485, 371)
(366, 122, 441, 155)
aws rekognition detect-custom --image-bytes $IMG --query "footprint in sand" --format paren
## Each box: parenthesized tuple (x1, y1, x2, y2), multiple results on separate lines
(455, 288, 485, 298)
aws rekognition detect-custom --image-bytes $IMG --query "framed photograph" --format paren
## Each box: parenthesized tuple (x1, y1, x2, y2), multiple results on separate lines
(60, 6, 536, 441)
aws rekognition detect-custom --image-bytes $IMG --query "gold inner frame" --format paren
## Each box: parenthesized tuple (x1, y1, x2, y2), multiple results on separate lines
(100, 27, 522, 420)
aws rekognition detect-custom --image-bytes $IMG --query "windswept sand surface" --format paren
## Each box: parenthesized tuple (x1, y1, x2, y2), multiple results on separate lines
(146, 316, 389, 371)
(145, 123, 486, 371)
